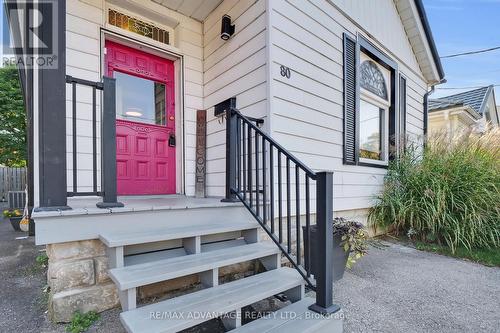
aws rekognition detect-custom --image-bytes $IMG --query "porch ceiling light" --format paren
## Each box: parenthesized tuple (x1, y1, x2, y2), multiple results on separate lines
(220, 15, 235, 41)
(125, 108, 143, 117)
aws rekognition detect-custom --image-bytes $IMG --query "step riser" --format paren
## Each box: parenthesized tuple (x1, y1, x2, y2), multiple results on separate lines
(101, 223, 259, 248)
(120, 229, 258, 258)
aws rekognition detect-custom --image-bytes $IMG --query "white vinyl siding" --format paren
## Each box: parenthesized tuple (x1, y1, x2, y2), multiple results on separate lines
(268, 0, 428, 212)
(35, 0, 431, 216)
(203, 0, 268, 197)
(332, 0, 422, 74)
(65, 0, 104, 194)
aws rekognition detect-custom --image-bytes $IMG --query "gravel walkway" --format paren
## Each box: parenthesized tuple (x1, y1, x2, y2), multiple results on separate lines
(333, 241, 500, 333)
(0, 210, 498, 332)
(0, 208, 61, 333)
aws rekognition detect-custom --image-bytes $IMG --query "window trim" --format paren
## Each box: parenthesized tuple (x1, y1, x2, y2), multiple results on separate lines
(358, 92, 390, 166)
(356, 35, 398, 169)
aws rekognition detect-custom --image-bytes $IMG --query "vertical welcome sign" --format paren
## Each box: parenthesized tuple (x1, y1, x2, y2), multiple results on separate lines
(195, 110, 206, 197)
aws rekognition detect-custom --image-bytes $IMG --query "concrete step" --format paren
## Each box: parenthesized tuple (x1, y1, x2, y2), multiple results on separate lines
(232, 297, 343, 333)
(100, 222, 260, 248)
(120, 268, 304, 333)
(110, 242, 281, 291)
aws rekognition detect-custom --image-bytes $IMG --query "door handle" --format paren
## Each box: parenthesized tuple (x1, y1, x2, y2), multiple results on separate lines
(169, 133, 176, 147)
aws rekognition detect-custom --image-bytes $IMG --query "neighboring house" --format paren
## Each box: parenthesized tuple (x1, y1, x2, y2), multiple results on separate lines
(429, 85, 499, 136)
(6, 0, 444, 331)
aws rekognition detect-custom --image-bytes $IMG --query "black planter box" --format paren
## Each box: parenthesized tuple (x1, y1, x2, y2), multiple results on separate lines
(29, 218, 35, 236)
(303, 225, 349, 281)
(9, 217, 22, 232)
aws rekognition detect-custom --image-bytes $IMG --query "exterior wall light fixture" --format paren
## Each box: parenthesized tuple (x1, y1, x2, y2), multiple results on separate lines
(220, 15, 235, 40)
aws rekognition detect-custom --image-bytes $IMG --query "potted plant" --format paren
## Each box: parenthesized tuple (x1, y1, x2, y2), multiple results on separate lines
(3, 209, 23, 231)
(304, 217, 368, 281)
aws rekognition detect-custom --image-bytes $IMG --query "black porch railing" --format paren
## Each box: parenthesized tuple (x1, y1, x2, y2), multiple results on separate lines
(224, 108, 339, 314)
(66, 75, 123, 208)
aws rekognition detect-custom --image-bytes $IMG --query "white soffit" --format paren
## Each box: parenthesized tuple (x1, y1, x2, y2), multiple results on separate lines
(394, 0, 441, 84)
(152, 0, 224, 22)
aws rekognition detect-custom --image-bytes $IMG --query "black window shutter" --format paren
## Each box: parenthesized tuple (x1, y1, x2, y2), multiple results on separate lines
(343, 34, 357, 165)
(399, 75, 407, 150)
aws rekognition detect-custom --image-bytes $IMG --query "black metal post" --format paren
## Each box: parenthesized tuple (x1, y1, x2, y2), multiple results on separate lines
(309, 171, 340, 315)
(222, 108, 239, 202)
(97, 77, 123, 208)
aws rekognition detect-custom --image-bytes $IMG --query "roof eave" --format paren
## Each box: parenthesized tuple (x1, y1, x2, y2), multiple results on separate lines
(429, 105, 481, 121)
(413, 0, 445, 81)
(428, 103, 464, 113)
(478, 85, 494, 115)
(463, 106, 482, 120)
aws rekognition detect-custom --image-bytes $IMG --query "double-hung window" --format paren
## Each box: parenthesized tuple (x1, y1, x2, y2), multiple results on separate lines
(343, 34, 405, 167)
(359, 57, 391, 165)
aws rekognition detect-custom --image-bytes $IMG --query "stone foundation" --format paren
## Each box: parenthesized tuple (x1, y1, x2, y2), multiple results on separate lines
(46, 239, 119, 322)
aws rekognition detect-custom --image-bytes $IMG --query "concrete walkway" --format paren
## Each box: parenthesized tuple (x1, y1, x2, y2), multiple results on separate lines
(0, 211, 498, 332)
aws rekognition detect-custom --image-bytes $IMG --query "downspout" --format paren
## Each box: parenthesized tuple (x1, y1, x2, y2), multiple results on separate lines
(423, 85, 434, 140)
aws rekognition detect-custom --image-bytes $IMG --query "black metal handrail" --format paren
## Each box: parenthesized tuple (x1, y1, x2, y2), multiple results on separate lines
(224, 108, 338, 314)
(65, 75, 123, 208)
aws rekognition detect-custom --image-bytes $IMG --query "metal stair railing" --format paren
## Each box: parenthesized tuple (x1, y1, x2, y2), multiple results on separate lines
(223, 108, 340, 314)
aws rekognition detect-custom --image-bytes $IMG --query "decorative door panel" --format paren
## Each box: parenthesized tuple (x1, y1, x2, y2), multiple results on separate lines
(106, 41, 175, 195)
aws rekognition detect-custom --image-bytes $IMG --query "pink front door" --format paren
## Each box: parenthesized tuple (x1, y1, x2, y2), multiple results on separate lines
(105, 41, 176, 195)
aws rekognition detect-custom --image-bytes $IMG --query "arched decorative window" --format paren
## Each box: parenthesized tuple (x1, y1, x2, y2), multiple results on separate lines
(360, 60, 388, 100)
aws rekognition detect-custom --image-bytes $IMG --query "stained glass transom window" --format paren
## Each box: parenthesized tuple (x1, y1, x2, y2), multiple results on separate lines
(360, 60, 388, 100)
(109, 9, 170, 45)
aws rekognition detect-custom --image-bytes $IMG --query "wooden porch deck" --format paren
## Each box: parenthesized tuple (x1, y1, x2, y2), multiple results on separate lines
(33, 195, 239, 218)
(31, 196, 248, 246)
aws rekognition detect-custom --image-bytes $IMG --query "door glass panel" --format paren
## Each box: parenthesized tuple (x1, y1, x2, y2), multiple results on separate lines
(115, 71, 166, 125)
(359, 100, 383, 160)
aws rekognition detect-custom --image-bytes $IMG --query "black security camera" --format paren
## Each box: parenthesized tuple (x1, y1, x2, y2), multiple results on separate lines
(220, 15, 235, 40)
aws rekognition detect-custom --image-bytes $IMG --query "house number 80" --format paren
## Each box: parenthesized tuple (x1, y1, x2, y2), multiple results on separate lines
(280, 65, 291, 79)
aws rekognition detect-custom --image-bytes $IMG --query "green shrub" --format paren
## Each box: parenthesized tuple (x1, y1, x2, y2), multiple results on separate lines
(36, 253, 49, 268)
(369, 130, 500, 253)
(66, 311, 100, 333)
